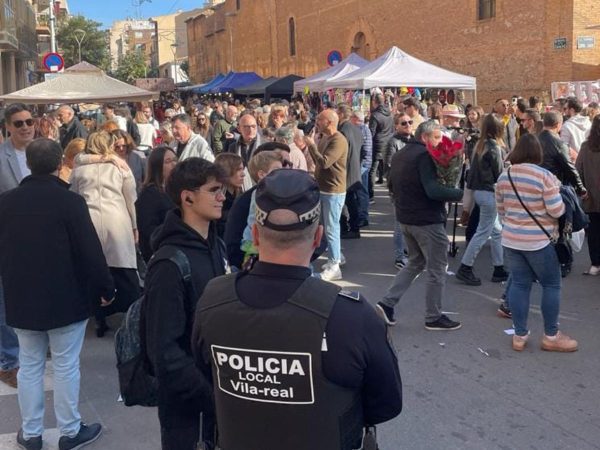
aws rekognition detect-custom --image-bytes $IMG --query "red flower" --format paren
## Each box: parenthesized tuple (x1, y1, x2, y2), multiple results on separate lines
(426, 136, 463, 168)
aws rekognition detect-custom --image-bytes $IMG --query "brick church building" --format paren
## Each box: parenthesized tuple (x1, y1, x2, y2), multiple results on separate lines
(186, 0, 600, 107)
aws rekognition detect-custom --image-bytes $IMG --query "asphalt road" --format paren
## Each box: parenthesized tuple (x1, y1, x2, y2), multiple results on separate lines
(1, 185, 599, 450)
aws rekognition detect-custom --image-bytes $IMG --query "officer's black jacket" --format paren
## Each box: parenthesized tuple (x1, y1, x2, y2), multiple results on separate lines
(192, 261, 403, 425)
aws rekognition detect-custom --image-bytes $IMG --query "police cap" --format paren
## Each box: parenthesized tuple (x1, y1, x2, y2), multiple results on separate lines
(255, 169, 321, 231)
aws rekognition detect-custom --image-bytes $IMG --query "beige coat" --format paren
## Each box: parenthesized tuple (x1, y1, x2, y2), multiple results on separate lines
(70, 162, 138, 269)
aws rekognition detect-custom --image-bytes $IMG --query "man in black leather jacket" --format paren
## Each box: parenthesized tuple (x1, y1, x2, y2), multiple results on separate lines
(538, 110, 587, 196)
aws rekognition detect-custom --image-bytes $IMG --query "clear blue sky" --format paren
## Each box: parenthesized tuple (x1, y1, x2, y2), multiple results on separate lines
(68, 0, 206, 28)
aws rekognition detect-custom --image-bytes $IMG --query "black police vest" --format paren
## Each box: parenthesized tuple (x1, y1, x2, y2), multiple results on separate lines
(197, 274, 363, 450)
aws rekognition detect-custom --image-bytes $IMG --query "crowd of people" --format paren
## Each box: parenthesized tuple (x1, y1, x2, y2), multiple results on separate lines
(0, 86, 597, 449)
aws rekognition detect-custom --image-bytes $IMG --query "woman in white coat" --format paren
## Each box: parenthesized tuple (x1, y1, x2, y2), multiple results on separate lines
(70, 131, 140, 337)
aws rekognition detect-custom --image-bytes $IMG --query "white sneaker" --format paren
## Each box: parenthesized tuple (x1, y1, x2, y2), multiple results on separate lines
(320, 263, 342, 281)
(585, 266, 600, 276)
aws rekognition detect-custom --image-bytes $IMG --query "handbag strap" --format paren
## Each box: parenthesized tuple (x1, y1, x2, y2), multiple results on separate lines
(506, 167, 554, 242)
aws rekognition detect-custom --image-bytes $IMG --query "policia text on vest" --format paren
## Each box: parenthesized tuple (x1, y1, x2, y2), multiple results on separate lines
(212, 345, 314, 404)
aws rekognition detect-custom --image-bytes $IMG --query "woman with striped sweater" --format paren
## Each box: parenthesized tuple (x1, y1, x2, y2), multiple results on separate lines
(495, 134, 578, 352)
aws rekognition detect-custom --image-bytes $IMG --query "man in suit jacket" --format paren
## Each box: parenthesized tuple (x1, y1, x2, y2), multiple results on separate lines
(0, 138, 115, 449)
(0, 103, 35, 389)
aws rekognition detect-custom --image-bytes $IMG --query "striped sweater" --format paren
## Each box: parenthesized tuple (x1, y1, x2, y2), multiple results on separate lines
(495, 163, 565, 251)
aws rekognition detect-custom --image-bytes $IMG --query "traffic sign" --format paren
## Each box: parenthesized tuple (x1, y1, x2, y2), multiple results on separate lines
(327, 50, 343, 67)
(43, 52, 65, 72)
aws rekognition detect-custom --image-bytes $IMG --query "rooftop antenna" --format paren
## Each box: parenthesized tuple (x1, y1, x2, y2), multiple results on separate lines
(132, 0, 152, 19)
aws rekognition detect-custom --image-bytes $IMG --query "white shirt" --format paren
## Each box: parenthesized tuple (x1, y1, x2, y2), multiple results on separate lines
(137, 123, 157, 148)
(14, 149, 30, 180)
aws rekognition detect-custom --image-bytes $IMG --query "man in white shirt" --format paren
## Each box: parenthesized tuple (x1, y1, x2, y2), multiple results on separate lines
(102, 104, 127, 131)
(143, 105, 160, 130)
(560, 97, 591, 153)
(0, 103, 36, 389)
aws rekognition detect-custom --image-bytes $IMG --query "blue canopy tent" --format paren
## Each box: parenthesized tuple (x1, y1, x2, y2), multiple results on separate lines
(210, 72, 262, 93)
(233, 76, 279, 96)
(196, 73, 227, 94)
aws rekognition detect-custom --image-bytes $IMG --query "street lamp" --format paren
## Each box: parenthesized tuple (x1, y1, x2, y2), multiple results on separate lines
(170, 42, 179, 88)
(73, 29, 86, 63)
(224, 12, 237, 72)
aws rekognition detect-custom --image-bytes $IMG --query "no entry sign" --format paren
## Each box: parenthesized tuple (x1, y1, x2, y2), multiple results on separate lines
(43, 52, 65, 72)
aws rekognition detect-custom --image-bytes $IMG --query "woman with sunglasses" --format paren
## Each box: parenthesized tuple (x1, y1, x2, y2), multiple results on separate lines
(111, 129, 146, 192)
(195, 112, 212, 142)
(70, 131, 140, 337)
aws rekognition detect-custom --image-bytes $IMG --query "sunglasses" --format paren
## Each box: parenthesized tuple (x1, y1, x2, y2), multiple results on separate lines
(12, 118, 34, 128)
(282, 160, 293, 168)
(400, 120, 413, 126)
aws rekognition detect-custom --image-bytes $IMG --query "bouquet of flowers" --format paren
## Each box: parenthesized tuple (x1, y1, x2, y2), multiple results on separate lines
(426, 136, 464, 187)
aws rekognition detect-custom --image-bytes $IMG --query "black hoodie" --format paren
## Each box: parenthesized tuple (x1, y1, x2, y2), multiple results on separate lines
(144, 208, 227, 404)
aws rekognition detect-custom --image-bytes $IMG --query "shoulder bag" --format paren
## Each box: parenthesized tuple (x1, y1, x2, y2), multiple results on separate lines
(506, 167, 572, 265)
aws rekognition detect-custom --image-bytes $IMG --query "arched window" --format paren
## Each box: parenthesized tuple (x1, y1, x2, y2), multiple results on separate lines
(288, 17, 296, 57)
(351, 32, 367, 58)
(478, 0, 495, 20)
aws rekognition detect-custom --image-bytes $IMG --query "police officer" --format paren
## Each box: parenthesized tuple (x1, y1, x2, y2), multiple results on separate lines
(192, 169, 402, 450)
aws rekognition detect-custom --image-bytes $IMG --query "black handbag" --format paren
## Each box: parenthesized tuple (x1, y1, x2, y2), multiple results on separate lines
(507, 167, 572, 265)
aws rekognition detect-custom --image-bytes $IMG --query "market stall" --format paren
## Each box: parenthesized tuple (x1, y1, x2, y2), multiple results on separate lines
(209, 72, 263, 94)
(293, 53, 368, 93)
(0, 62, 156, 104)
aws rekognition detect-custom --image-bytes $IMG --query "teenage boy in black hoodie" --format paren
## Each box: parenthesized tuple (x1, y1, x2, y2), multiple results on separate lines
(144, 157, 229, 450)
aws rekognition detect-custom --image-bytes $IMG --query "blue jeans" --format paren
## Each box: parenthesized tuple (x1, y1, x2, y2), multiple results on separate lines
(320, 192, 346, 264)
(0, 277, 19, 371)
(504, 246, 561, 337)
(14, 320, 88, 439)
(461, 190, 503, 267)
(357, 166, 370, 223)
(394, 216, 406, 260)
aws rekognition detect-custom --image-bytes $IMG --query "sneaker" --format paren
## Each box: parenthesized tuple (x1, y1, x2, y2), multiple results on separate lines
(492, 266, 509, 282)
(17, 429, 42, 450)
(0, 367, 18, 389)
(497, 302, 512, 319)
(376, 302, 397, 326)
(357, 220, 369, 228)
(58, 423, 102, 450)
(584, 265, 600, 275)
(541, 331, 578, 352)
(394, 258, 408, 269)
(425, 314, 462, 331)
(512, 334, 528, 351)
(455, 264, 481, 286)
(320, 263, 342, 281)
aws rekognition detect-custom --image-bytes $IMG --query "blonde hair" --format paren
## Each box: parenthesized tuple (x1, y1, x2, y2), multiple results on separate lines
(134, 111, 148, 124)
(248, 150, 282, 183)
(86, 131, 116, 156)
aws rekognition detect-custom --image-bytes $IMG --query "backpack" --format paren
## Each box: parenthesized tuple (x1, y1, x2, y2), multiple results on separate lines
(115, 245, 193, 407)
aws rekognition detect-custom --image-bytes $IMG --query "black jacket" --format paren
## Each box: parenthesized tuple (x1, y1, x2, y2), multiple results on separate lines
(135, 184, 175, 262)
(538, 130, 586, 195)
(338, 120, 363, 188)
(127, 119, 141, 146)
(0, 175, 114, 331)
(385, 132, 412, 168)
(390, 139, 463, 225)
(466, 139, 504, 192)
(60, 117, 88, 149)
(145, 209, 227, 403)
(368, 105, 394, 160)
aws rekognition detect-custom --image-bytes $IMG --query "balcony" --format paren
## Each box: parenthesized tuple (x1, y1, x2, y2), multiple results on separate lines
(0, 0, 38, 59)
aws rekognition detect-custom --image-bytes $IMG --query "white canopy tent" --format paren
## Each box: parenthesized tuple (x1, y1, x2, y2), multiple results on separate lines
(0, 62, 157, 104)
(321, 46, 477, 91)
(293, 53, 369, 93)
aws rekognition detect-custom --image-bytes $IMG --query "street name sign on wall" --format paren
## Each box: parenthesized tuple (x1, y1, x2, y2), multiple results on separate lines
(554, 38, 568, 50)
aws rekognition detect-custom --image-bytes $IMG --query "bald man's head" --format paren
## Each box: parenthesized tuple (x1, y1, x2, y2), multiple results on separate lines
(316, 109, 339, 135)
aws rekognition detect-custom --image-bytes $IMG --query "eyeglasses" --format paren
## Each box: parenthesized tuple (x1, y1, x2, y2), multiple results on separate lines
(12, 118, 34, 128)
(400, 120, 413, 126)
(195, 185, 227, 198)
